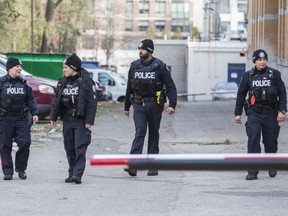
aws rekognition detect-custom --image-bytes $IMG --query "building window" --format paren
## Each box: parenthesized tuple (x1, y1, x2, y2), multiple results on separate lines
(171, 19, 189, 32)
(220, 0, 230, 13)
(155, 1, 166, 15)
(101, 0, 112, 10)
(237, 3, 247, 13)
(155, 20, 165, 32)
(139, 0, 149, 14)
(172, 3, 189, 19)
(138, 20, 149, 31)
(220, 22, 230, 33)
(126, 1, 133, 14)
(125, 20, 133, 31)
(171, 3, 189, 32)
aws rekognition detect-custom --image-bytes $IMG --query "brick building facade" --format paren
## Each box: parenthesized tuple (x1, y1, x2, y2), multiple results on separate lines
(247, 0, 288, 83)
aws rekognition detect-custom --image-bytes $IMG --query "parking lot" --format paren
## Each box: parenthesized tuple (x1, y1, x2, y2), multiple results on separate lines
(1, 100, 288, 216)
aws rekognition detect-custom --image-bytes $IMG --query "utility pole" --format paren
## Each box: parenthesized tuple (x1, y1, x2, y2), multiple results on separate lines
(214, 0, 220, 40)
(202, 0, 213, 42)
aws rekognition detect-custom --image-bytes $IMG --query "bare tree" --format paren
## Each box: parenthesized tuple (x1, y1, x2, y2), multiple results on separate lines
(96, 1, 124, 66)
(40, 0, 63, 52)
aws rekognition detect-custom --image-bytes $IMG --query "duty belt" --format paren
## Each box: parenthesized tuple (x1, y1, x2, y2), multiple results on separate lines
(251, 103, 274, 112)
(64, 109, 76, 116)
(133, 95, 156, 104)
(3, 110, 28, 117)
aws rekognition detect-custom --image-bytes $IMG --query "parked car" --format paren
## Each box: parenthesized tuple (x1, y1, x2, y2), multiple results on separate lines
(118, 74, 128, 84)
(211, 81, 238, 101)
(94, 81, 110, 101)
(86, 68, 126, 102)
(0, 55, 57, 119)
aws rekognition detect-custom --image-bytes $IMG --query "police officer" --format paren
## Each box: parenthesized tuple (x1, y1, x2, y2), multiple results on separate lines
(0, 57, 39, 180)
(50, 54, 97, 184)
(124, 39, 177, 176)
(234, 49, 287, 180)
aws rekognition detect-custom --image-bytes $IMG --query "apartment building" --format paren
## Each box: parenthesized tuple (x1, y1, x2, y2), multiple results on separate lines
(80, 0, 201, 51)
(204, 0, 247, 41)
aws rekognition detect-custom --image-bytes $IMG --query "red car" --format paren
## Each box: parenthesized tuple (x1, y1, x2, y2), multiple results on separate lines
(0, 55, 57, 119)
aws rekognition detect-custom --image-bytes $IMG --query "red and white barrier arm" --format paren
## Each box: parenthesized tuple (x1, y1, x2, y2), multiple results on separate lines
(90, 154, 288, 171)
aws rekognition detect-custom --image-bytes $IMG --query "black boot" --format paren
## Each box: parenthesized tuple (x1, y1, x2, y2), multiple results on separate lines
(268, 170, 277, 178)
(124, 168, 137, 176)
(246, 173, 258, 180)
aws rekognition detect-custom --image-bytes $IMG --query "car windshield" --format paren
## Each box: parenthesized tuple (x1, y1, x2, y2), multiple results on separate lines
(216, 82, 238, 90)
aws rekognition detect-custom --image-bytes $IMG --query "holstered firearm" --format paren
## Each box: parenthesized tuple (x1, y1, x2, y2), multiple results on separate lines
(20, 108, 29, 118)
(243, 100, 250, 116)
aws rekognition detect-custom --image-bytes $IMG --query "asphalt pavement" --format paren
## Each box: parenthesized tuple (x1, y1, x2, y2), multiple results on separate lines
(1, 100, 288, 216)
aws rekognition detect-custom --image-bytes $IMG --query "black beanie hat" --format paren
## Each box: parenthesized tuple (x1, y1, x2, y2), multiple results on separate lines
(6, 57, 22, 71)
(64, 54, 81, 71)
(138, 39, 154, 53)
(252, 49, 268, 63)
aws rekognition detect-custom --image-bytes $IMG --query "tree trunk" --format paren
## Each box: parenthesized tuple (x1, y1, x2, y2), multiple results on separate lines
(40, 0, 63, 52)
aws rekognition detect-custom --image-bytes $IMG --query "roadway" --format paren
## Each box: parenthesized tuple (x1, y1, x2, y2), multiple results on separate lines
(1, 100, 288, 216)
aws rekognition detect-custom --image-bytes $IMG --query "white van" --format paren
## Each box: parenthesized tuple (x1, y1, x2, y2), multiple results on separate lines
(86, 68, 127, 102)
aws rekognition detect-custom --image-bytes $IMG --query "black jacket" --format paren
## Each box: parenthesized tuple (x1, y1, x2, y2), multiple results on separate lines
(124, 57, 177, 111)
(234, 66, 287, 116)
(0, 74, 38, 116)
(49, 68, 97, 125)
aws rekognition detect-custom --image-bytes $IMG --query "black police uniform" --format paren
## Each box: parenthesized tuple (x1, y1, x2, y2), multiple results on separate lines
(234, 66, 287, 175)
(124, 57, 177, 155)
(0, 74, 38, 177)
(50, 68, 97, 180)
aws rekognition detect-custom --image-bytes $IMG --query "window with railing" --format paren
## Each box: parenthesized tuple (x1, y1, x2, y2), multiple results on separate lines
(171, 3, 189, 32)
(171, 19, 189, 32)
(171, 3, 189, 19)
(126, 1, 133, 14)
(125, 20, 133, 31)
(138, 20, 149, 31)
(155, 20, 166, 32)
(139, 0, 149, 14)
(155, 1, 166, 15)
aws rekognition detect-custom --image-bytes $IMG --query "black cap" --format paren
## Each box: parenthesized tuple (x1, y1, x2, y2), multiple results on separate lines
(138, 39, 154, 53)
(64, 54, 81, 71)
(6, 57, 22, 71)
(252, 49, 268, 63)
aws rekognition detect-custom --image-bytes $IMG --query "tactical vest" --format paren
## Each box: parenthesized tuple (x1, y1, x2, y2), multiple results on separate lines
(131, 58, 163, 97)
(248, 67, 278, 105)
(0, 77, 27, 111)
(61, 79, 80, 108)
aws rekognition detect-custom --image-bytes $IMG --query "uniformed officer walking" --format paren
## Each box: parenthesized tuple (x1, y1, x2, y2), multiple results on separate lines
(234, 49, 287, 180)
(0, 57, 39, 180)
(50, 54, 97, 184)
(124, 39, 177, 176)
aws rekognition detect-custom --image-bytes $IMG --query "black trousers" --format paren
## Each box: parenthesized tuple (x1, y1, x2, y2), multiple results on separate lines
(62, 115, 91, 178)
(0, 116, 31, 175)
(130, 102, 163, 155)
(245, 109, 280, 174)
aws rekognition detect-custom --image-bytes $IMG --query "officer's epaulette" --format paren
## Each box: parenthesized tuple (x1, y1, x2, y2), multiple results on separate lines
(133, 59, 143, 69)
(0, 76, 7, 82)
(151, 58, 162, 70)
(18, 76, 26, 83)
(248, 68, 255, 76)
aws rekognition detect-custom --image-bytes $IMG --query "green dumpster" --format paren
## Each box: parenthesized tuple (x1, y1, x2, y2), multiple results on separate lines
(5, 52, 67, 80)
